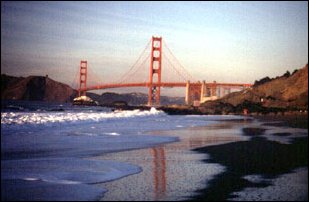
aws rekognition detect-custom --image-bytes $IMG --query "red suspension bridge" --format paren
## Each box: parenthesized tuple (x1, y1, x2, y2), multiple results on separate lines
(75, 36, 252, 106)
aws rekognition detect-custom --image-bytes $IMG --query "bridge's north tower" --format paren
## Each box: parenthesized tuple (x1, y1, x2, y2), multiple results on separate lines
(148, 36, 162, 106)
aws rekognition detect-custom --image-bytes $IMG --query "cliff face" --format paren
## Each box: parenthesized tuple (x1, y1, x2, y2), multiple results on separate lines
(222, 64, 308, 108)
(201, 64, 308, 113)
(1, 75, 77, 103)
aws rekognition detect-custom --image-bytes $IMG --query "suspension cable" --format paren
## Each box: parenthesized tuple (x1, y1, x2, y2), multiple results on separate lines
(71, 66, 80, 90)
(163, 40, 195, 81)
(117, 39, 151, 83)
(162, 52, 187, 82)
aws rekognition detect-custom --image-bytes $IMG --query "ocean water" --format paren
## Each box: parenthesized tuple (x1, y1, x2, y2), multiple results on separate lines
(1, 101, 244, 201)
(2, 101, 308, 201)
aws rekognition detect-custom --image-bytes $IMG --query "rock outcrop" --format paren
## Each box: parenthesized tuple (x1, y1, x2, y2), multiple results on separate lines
(201, 64, 308, 114)
(1, 75, 77, 103)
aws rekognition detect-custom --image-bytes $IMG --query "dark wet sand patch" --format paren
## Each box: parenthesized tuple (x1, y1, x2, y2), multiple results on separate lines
(188, 127, 308, 201)
(273, 132, 292, 137)
(242, 127, 267, 136)
(256, 114, 308, 129)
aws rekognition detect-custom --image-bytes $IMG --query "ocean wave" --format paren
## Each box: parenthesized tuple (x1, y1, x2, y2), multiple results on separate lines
(1, 107, 165, 126)
(3, 158, 142, 185)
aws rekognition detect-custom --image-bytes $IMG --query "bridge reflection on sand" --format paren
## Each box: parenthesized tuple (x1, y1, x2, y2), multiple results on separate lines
(151, 147, 166, 200)
(100, 121, 246, 200)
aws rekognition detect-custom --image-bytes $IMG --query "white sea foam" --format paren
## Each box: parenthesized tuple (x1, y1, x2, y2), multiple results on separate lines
(43, 179, 82, 185)
(104, 132, 120, 136)
(1, 107, 165, 126)
(23, 177, 40, 181)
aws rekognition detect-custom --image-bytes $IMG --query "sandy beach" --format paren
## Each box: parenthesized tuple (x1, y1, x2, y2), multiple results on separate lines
(96, 114, 308, 201)
(96, 117, 251, 201)
(190, 114, 308, 201)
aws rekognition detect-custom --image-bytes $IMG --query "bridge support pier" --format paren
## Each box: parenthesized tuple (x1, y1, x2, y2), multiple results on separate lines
(200, 80, 206, 101)
(185, 81, 191, 105)
(211, 81, 217, 97)
(185, 81, 203, 106)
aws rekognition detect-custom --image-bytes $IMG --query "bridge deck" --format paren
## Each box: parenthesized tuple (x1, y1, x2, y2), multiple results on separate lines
(82, 82, 252, 91)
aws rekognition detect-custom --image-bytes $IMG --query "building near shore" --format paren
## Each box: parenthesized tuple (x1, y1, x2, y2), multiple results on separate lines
(73, 96, 98, 106)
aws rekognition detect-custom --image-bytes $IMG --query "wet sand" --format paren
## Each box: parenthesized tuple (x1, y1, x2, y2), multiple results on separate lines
(190, 114, 308, 201)
(255, 113, 308, 129)
(95, 115, 308, 201)
(96, 118, 251, 201)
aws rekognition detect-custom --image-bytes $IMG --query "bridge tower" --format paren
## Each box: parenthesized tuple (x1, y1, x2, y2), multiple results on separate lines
(79, 60, 88, 97)
(148, 36, 162, 106)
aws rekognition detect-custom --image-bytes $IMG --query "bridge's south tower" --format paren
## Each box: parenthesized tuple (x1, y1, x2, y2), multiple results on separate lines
(148, 36, 162, 106)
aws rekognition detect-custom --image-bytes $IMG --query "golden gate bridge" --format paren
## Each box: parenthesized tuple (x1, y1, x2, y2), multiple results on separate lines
(74, 36, 252, 106)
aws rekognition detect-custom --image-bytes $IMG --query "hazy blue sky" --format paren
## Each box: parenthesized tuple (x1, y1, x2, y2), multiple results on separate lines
(1, 1, 308, 96)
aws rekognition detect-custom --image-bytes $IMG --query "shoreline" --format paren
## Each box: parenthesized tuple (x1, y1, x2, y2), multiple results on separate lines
(96, 116, 255, 201)
(189, 115, 308, 201)
(252, 113, 308, 129)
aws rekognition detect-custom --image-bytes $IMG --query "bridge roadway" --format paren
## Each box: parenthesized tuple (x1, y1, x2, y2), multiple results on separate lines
(81, 82, 252, 91)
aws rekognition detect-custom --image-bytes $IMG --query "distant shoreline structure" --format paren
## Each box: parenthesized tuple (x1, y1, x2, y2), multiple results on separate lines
(73, 96, 99, 106)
